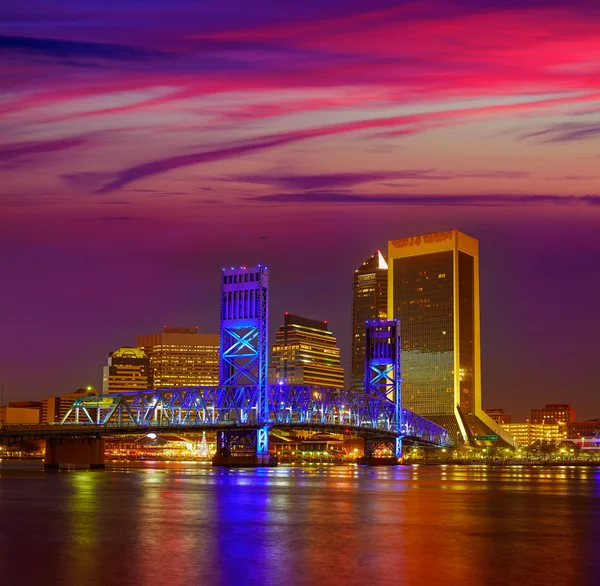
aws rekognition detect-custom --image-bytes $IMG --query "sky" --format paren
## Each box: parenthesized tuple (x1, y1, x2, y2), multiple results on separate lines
(1, 0, 599, 420)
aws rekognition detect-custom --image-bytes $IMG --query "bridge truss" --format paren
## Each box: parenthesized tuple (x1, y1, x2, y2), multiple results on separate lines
(60, 385, 450, 447)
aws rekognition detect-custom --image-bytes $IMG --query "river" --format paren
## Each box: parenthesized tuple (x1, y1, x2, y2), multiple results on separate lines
(0, 461, 598, 586)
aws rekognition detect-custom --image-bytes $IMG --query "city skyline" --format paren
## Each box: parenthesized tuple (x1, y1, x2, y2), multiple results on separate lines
(1, 1, 599, 421)
(2, 4, 600, 585)
(1, 226, 598, 423)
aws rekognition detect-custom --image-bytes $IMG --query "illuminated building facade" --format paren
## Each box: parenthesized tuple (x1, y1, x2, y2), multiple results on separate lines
(217, 264, 270, 461)
(102, 347, 152, 393)
(388, 230, 512, 445)
(351, 251, 388, 393)
(42, 387, 98, 423)
(270, 313, 344, 388)
(530, 404, 576, 425)
(137, 327, 219, 388)
(501, 422, 567, 447)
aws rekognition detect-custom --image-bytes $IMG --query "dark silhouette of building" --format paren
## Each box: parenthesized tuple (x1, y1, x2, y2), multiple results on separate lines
(567, 419, 600, 439)
(484, 408, 512, 424)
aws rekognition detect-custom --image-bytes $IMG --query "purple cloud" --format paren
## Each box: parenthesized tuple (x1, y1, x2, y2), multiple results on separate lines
(0, 35, 171, 62)
(522, 123, 600, 143)
(95, 133, 314, 193)
(233, 169, 533, 190)
(0, 137, 87, 162)
(246, 192, 600, 206)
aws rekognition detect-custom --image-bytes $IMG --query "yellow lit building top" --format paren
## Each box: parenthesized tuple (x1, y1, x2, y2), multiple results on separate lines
(137, 328, 219, 388)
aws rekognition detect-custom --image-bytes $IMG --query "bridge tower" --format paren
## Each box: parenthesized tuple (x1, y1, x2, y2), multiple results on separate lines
(362, 319, 403, 464)
(215, 265, 273, 466)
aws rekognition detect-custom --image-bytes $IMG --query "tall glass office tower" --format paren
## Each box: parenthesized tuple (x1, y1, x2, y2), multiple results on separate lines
(388, 230, 511, 445)
(350, 251, 388, 393)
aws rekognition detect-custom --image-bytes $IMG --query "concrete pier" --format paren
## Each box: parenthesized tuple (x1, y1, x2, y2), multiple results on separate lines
(212, 429, 278, 467)
(44, 437, 105, 469)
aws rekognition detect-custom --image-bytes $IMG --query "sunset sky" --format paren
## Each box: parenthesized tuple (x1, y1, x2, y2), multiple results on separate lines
(1, 0, 599, 419)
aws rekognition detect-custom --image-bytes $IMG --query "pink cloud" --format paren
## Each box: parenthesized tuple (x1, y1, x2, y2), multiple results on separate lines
(95, 91, 600, 192)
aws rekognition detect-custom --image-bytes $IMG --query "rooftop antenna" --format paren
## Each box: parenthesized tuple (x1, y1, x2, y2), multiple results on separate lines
(0, 384, 4, 425)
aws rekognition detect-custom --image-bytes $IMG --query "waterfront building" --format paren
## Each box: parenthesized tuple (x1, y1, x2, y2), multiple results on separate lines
(567, 419, 600, 439)
(387, 230, 512, 445)
(137, 327, 219, 388)
(350, 250, 388, 393)
(42, 387, 98, 423)
(0, 405, 40, 424)
(501, 422, 567, 448)
(530, 404, 576, 425)
(102, 347, 152, 394)
(270, 313, 345, 388)
(42, 397, 61, 423)
(7, 401, 43, 423)
(484, 408, 512, 425)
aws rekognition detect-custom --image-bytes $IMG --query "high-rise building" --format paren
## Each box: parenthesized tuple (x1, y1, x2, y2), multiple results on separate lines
(351, 250, 388, 393)
(270, 313, 345, 388)
(137, 327, 219, 388)
(387, 229, 513, 445)
(102, 347, 152, 394)
(530, 404, 576, 425)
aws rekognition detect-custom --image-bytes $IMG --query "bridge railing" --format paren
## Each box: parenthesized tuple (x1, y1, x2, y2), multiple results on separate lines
(59, 385, 451, 446)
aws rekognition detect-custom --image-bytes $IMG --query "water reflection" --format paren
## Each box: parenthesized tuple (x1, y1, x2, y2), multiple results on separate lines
(0, 462, 599, 586)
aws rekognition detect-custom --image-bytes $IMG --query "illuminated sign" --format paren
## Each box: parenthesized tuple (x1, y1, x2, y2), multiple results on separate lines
(391, 230, 453, 248)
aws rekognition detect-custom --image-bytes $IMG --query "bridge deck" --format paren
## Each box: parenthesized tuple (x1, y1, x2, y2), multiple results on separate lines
(1, 385, 450, 448)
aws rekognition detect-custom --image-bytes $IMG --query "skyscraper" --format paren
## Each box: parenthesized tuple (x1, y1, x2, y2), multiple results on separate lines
(137, 327, 219, 388)
(102, 347, 152, 393)
(270, 313, 345, 388)
(351, 250, 388, 392)
(387, 230, 512, 445)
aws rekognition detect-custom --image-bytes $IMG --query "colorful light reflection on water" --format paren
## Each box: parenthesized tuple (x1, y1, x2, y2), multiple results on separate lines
(0, 462, 599, 586)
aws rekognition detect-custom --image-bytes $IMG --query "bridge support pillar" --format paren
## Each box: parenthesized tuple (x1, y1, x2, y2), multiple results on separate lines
(361, 320, 404, 465)
(212, 428, 277, 467)
(44, 437, 105, 469)
(358, 436, 403, 466)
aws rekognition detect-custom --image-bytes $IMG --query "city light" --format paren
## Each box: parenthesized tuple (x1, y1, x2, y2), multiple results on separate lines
(1, 5, 599, 585)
